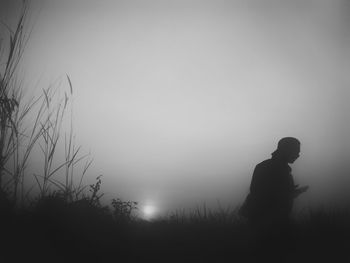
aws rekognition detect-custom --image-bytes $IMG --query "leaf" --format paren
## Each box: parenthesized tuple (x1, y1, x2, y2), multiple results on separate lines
(64, 92, 68, 108)
(43, 88, 49, 108)
(33, 174, 43, 193)
(66, 74, 73, 94)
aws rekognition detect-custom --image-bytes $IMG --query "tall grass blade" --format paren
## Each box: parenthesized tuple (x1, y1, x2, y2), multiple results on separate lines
(66, 74, 73, 94)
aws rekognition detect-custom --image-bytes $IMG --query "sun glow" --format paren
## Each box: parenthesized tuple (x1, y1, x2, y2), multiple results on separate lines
(143, 205, 157, 218)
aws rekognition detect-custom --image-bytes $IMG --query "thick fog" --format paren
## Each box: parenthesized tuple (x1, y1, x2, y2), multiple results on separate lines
(2, 0, 349, 215)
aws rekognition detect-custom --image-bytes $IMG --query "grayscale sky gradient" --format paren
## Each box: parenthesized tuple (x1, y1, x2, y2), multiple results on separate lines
(1, 0, 350, 216)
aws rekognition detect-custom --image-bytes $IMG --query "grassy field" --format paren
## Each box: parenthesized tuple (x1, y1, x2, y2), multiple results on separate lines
(1, 196, 349, 263)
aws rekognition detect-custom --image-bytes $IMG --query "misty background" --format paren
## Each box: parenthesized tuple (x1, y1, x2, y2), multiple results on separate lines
(1, 0, 349, 216)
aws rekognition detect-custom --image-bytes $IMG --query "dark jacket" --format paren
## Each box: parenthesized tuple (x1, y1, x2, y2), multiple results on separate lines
(240, 156, 295, 222)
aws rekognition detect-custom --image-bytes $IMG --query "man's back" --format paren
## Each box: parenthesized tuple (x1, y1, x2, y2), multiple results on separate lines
(249, 157, 295, 221)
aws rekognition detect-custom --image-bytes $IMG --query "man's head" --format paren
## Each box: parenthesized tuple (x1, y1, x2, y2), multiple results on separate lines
(272, 137, 301, 163)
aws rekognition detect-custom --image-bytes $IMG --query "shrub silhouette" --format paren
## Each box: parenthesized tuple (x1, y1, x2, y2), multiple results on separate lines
(111, 198, 138, 222)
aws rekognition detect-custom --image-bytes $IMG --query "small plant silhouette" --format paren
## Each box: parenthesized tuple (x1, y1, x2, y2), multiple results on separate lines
(111, 198, 138, 221)
(88, 175, 104, 206)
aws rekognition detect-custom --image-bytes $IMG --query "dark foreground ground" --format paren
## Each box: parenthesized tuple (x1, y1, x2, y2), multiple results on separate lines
(1, 198, 349, 263)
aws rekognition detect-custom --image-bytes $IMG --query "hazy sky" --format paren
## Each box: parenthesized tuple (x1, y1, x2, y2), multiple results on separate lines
(2, 0, 350, 216)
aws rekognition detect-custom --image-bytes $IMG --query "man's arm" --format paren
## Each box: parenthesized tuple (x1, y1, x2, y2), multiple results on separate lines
(293, 185, 309, 197)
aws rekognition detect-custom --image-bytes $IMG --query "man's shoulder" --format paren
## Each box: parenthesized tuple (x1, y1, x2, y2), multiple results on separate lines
(256, 158, 291, 172)
(256, 159, 274, 169)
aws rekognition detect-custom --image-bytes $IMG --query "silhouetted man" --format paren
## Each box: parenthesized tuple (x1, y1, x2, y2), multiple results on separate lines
(240, 137, 308, 228)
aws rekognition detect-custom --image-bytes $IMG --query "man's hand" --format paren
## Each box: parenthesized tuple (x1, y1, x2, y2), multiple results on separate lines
(293, 185, 309, 197)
